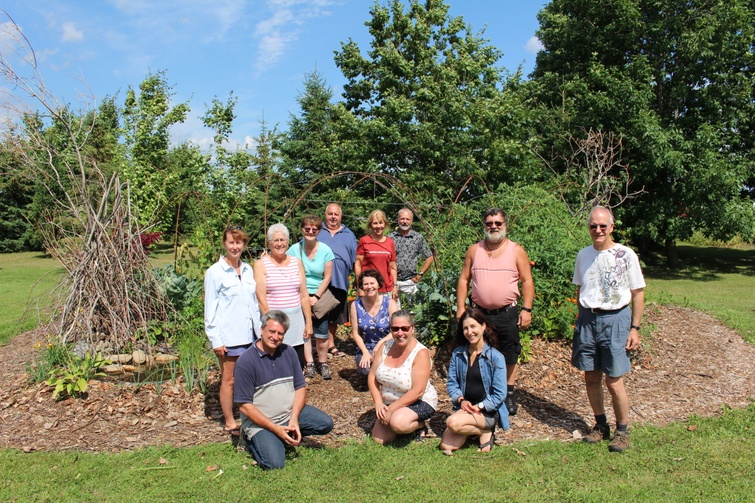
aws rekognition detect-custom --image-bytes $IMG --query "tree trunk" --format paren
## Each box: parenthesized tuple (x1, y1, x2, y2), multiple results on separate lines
(665, 238, 678, 268)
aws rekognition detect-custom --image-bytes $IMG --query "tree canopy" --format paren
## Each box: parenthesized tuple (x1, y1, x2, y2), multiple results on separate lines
(532, 0, 755, 251)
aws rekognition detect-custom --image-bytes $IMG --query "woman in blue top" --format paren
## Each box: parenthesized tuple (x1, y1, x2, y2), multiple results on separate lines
(440, 307, 509, 455)
(287, 215, 335, 379)
(204, 226, 262, 436)
(349, 270, 398, 375)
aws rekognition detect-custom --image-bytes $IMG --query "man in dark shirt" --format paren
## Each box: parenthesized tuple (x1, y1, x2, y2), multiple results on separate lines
(388, 208, 434, 307)
(234, 310, 333, 469)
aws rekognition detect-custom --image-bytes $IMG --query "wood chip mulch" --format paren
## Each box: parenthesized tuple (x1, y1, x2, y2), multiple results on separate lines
(1, 305, 753, 452)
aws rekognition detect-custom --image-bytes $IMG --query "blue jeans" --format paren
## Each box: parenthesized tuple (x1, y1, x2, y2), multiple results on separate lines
(247, 405, 333, 470)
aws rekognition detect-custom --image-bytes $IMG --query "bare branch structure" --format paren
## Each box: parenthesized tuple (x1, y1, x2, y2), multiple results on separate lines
(1, 13, 170, 354)
(541, 128, 645, 218)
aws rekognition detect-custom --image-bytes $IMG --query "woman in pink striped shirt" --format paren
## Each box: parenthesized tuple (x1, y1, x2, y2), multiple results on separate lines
(254, 223, 313, 369)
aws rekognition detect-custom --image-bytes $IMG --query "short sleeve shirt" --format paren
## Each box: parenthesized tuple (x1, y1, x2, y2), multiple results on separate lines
(388, 229, 432, 281)
(234, 343, 306, 440)
(573, 243, 646, 310)
(287, 241, 334, 294)
(317, 225, 357, 292)
(357, 235, 397, 292)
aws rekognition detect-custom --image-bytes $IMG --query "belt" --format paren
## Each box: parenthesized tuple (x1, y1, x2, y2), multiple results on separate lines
(581, 305, 628, 315)
(475, 302, 517, 315)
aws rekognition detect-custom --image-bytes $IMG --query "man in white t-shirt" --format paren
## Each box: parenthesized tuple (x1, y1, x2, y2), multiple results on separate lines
(572, 206, 645, 453)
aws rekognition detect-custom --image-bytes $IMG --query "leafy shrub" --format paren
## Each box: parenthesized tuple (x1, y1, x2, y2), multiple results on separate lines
(409, 184, 587, 346)
(26, 341, 72, 383)
(153, 264, 203, 312)
(139, 232, 163, 252)
(45, 352, 111, 399)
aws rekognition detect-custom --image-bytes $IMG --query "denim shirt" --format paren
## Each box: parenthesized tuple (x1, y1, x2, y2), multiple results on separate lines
(446, 343, 509, 430)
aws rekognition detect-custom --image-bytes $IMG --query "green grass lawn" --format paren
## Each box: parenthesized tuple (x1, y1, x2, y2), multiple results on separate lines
(1, 404, 753, 502)
(0, 251, 62, 345)
(644, 243, 755, 343)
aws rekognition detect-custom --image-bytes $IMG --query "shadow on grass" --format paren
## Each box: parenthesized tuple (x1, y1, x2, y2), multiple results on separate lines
(518, 389, 590, 434)
(644, 245, 755, 282)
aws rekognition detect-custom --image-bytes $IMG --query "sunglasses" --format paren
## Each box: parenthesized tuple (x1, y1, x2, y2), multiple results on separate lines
(302, 227, 319, 234)
(390, 325, 412, 333)
(484, 221, 505, 227)
(589, 224, 610, 231)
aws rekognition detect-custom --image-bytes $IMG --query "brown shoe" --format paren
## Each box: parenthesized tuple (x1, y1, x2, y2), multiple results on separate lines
(608, 431, 629, 452)
(583, 423, 611, 443)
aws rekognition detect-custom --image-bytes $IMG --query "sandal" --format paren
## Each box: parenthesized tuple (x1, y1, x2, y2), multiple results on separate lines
(223, 426, 241, 437)
(478, 432, 495, 452)
(413, 424, 429, 443)
(328, 346, 346, 358)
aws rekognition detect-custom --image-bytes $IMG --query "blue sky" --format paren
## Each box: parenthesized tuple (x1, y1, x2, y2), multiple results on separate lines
(2, 1, 547, 149)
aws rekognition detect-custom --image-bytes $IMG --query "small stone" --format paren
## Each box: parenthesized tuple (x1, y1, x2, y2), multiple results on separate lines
(155, 354, 179, 364)
(572, 430, 582, 439)
(110, 354, 133, 364)
(132, 350, 148, 365)
(103, 365, 123, 374)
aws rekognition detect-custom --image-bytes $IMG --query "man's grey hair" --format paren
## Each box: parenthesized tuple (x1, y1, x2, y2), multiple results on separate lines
(267, 223, 290, 242)
(482, 207, 507, 224)
(588, 206, 615, 225)
(261, 310, 290, 332)
(398, 208, 414, 218)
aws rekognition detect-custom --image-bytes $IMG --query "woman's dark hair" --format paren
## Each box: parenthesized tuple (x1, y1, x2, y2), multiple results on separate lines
(358, 269, 385, 289)
(455, 307, 497, 347)
(300, 214, 322, 228)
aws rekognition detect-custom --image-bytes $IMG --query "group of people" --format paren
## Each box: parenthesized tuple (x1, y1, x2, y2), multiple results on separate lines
(204, 204, 645, 469)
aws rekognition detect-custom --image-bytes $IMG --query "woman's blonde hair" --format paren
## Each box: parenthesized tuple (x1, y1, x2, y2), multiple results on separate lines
(365, 209, 387, 233)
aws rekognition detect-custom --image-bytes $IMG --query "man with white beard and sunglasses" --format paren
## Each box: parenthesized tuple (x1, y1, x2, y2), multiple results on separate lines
(456, 208, 534, 416)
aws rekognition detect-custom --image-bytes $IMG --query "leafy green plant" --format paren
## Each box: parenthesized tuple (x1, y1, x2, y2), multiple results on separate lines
(176, 332, 212, 394)
(410, 269, 457, 346)
(45, 352, 111, 399)
(412, 185, 586, 345)
(26, 341, 71, 383)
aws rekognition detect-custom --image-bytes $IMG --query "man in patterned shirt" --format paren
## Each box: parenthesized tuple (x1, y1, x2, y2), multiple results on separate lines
(388, 208, 434, 307)
(572, 206, 645, 453)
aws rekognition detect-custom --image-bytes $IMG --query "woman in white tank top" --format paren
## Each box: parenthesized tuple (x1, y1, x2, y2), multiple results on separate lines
(368, 310, 437, 444)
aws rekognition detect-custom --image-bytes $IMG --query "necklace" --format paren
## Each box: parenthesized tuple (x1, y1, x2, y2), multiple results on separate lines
(484, 239, 506, 258)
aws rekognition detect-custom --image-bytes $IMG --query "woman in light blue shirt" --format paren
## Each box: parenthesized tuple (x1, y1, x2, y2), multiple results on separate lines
(204, 226, 262, 436)
(287, 215, 335, 379)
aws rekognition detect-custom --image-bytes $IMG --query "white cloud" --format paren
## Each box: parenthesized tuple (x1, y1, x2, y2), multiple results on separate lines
(108, 0, 246, 41)
(525, 36, 544, 54)
(61, 21, 84, 42)
(251, 0, 340, 74)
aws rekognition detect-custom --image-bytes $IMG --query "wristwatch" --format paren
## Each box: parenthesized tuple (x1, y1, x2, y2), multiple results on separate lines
(630, 325, 640, 331)
(521, 307, 532, 313)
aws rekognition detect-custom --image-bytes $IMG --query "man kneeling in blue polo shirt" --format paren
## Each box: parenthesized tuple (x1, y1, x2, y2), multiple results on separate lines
(234, 310, 334, 469)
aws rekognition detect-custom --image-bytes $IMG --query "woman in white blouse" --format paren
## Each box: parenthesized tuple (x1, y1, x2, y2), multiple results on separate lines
(204, 226, 261, 436)
(368, 310, 437, 444)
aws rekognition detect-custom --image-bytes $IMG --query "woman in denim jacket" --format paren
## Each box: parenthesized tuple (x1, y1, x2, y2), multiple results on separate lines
(440, 307, 509, 455)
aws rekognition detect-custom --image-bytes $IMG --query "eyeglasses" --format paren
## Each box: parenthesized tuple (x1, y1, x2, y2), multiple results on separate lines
(589, 224, 610, 231)
(484, 221, 505, 227)
(227, 225, 243, 231)
(302, 227, 319, 234)
(390, 326, 412, 333)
